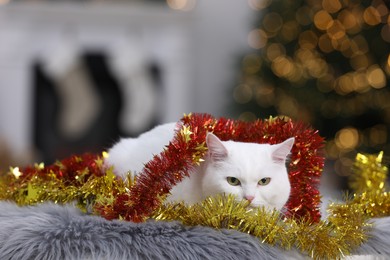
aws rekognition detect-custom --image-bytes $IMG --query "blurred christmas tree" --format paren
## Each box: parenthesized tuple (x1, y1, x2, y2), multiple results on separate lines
(232, 0, 390, 176)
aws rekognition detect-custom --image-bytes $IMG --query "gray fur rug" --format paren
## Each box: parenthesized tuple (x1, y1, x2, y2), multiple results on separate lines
(0, 202, 293, 260)
(0, 202, 389, 260)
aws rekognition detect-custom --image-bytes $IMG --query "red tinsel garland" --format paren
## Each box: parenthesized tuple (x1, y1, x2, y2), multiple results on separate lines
(97, 113, 324, 223)
(21, 153, 103, 185)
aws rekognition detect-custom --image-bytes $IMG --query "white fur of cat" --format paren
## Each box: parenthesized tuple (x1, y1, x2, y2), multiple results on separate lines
(105, 123, 294, 211)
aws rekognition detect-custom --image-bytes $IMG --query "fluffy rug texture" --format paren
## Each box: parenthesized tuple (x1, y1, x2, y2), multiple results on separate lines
(0, 202, 389, 260)
(352, 217, 390, 257)
(0, 202, 295, 260)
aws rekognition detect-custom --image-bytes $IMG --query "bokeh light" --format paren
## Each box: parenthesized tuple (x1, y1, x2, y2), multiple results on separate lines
(167, 0, 196, 11)
(335, 127, 359, 151)
(248, 29, 268, 49)
(248, 0, 272, 11)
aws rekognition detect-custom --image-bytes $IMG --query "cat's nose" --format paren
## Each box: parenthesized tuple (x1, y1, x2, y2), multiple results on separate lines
(245, 195, 255, 202)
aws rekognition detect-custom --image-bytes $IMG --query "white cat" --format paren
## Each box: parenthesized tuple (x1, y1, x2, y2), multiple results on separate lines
(105, 123, 294, 211)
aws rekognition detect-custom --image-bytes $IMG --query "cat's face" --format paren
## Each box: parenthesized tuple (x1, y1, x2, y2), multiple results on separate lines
(201, 133, 294, 211)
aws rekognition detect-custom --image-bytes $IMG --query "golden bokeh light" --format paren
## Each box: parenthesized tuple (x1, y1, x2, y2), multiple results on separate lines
(242, 54, 262, 74)
(335, 127, 359, 151)
(271, 56, 294, 78)
(248, 29, 268, 49)
(287, 65, 304, 83)
(349, 7, 364, 33)
(310, 58, 328, 78)
(388, 54, 390, 67)
(263, 12, 283, 33)
(331, 36, 350, 52)
(386, 54, 390, 74)
(280, 21, 300, 43)
(338, 10, 358, 31)
(376, 3, 388, 18)
(327, 20, 346, 40)
(335, 74, 354, 95)
(363, 6, 381, 26)
(352, 71, 370, 93)
(298, 30, 318, 49)
(314, 10, 333, 30)
(167, 0, 196, 11)
(322, 0, 342, 14)
(350, 35, 369, 55)
(248, 0, 273, 11)
(350, 54, 370, 70)
(381, 24, 390, 43)
(367, 65, 386, 89)
(265, 43, 286, 61)
(318, 34, 334, 53)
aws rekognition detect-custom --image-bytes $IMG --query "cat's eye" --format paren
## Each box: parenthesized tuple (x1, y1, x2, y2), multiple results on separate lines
(227, 177, 241, 186)
(258, 177, 271, 186)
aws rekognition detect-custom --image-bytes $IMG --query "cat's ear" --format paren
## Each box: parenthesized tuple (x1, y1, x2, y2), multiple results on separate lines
(206, 133, 228, 161)
(271, 137, 295, 164)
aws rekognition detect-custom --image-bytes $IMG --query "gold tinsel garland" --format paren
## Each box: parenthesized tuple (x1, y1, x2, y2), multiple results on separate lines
(0, 152, 389, 259)
(0, 159, 130, 212)
(349, 152, 387, 193)
(153, 195, 368, 259)
(328, 152, 390, 219)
